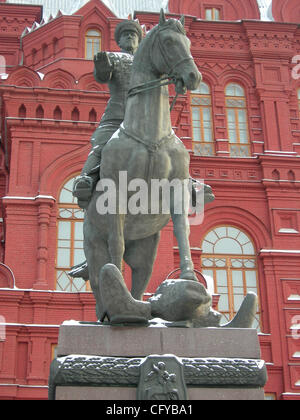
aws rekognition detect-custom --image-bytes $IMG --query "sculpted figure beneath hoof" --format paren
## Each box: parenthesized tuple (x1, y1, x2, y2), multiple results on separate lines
(98, 264, 258, 328)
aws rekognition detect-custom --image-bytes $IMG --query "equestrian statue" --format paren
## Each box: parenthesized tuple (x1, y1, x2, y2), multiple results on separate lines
(72, 11, 257, 328)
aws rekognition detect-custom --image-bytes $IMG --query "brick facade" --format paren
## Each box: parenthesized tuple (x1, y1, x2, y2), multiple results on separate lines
(0, 0, 299, 400)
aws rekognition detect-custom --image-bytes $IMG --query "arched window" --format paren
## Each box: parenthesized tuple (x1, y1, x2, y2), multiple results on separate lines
(191, 82, 214, 156)
(201, 226, 260, 328)
(85, 29, 102, 60)
(53, 38, 59, 57)
(71, 107, 80, 121)
(42, 43, 48, 62)
(36, 105, 44, 119)
(225, 83, 250, 157)
(89, 108, 97, 122)
(32, 48, 37, 66)
(56, 176, 90, 292)
(54, 106, 62, 120)
(18, 104, 26, 118)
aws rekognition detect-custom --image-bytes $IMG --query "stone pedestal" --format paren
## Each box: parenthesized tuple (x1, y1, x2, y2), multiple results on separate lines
(49, 321, 267, 400)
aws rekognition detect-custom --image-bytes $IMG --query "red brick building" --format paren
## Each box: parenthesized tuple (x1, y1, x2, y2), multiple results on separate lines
(0, 0, 299, 400)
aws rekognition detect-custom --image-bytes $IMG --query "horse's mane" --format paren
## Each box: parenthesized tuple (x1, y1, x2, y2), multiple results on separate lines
(132, 18, 186, 74)
(145, 18, 186, 41)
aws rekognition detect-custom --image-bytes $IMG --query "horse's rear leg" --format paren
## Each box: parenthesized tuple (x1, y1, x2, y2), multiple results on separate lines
(124, 232, 160, 301)
(84, 223, 110, 320)
(107, 214, 125, 271)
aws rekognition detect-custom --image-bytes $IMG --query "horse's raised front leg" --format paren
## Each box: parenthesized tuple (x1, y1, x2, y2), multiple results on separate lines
(170, 187, 197, 281)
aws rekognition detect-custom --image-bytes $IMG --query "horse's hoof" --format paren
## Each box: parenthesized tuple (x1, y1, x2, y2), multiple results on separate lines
(99, 311, 109, 323)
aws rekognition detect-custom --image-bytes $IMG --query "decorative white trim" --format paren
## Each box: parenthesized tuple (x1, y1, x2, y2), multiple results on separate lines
(263, 179, 300, 183)
(0, 383, 48, 389)
(264, 150, 297, 154)
(0, 322, 60, 328)
(0, 263, 16, 289)
(3, 195, 56, 201)
(260, 249, 300, 254)
(6, 116, 99, 124)
(279, 229, 299, 234)
(288, 295, 300, 301)
(0, 287, 93, 294)
(282, 393, 300, 396)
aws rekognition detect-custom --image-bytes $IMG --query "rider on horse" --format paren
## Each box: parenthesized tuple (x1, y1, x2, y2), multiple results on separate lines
(70, 19, 143, 280)
(73, 19, 143, 209)
(72, 18, 205, 210)
(70, 17, 214, 281)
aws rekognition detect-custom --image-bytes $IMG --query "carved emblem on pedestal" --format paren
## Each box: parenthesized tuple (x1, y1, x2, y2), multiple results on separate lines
(137, 355, 188, 400)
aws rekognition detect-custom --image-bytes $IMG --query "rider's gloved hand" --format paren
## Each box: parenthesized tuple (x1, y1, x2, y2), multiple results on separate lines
(94, 52, 114, 82)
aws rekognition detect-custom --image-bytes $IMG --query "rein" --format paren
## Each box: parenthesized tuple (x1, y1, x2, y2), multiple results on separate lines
(120, 126, 173, 154)
(120, 126, 174, 182)
(127, 75, 179, 111)
(123, 24, 194, 182)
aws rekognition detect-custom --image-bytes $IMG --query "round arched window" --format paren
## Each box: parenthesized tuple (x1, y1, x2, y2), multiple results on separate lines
(55, 176, 90, 292)
(85, 29, 102, 60)
(201, 226, 260, 328)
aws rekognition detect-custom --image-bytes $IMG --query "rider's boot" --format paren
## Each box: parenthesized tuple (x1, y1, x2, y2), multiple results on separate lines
(68, 261, 89, 280)
(190, 178, 215, 207)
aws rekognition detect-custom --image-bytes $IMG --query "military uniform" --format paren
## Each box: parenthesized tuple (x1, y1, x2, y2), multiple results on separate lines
(81, 52, 135, 179)
(73, 20, 143, 208)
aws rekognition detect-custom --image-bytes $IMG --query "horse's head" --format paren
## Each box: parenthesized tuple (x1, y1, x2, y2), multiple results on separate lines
(151, 9, 202, 93)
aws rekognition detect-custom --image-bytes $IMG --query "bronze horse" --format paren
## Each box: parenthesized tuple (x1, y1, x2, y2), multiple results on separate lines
(84, 11, 204, 320)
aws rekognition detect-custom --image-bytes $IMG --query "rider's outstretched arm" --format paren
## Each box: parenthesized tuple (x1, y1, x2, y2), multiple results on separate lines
(94, 52, 114, 83)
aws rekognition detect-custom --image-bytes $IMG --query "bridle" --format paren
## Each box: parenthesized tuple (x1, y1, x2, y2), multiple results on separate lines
(153, 26, 194, 78)
(127, 25, 194, 111)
